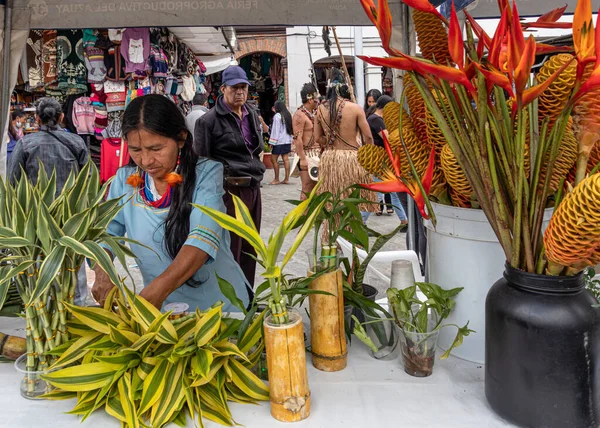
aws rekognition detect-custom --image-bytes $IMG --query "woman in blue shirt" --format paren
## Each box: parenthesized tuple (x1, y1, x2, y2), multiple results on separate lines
(92, 95, 250, 311)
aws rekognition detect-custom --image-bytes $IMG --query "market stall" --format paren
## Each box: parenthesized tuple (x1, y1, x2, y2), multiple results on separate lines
(0, 315, 510, 428)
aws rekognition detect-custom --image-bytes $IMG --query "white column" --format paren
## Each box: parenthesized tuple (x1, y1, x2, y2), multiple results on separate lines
(353, 26, 365, 107)
(365, 65, 383, 93)
(285, 27, 313, 112)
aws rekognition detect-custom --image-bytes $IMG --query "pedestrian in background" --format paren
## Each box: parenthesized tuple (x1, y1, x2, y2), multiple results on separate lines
(193, 65, 265, 290)
(186, 93, 209, 132)
(364, 88, 382, 119)
(8, 97, 89, 306)
(291, 82, 320, 199)
(7, 110, 24, 163)
(367, 95, 408, 223)
(268, 101, 293, 185)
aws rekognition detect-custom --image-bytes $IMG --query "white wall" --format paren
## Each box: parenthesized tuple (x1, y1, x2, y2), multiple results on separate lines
(286, 26, 386, 112)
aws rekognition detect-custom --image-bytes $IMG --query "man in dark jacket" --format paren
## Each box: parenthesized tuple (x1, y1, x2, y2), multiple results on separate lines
(193, 65, 265, 289)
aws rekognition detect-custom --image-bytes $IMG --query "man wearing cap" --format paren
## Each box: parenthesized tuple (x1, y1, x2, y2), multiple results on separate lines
(193, 65, 265, 291)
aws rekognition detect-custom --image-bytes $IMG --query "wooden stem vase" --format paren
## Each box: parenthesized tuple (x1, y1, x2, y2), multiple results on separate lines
(264, 309, 311, 422)
(309, 269, 347, 372)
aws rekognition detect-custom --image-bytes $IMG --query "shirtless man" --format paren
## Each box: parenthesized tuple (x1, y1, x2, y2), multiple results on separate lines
(292, 83, 320, 199)
(313, 83, 377, 216)
(314, 84, 374, 150)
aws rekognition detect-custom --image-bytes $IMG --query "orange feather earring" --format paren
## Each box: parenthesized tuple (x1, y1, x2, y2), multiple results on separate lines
(126, 167, 144, 187)
(165, 150, 183, 186)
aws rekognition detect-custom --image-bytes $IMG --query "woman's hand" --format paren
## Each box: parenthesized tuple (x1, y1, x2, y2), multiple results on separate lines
(91, 267, 116, 306)
(139, 282, 170, 309)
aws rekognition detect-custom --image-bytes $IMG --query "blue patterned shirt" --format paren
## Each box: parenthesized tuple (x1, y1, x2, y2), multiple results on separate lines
(106, 160, 249, 311)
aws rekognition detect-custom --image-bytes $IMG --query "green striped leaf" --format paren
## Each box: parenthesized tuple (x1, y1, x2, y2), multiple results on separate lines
(109, 324, 139, 347)
(66, 318, 93, 337)
(95, 351, 141, 368)
(138, 359, 170, 415)
(80, 240, 123, 292)
(231, 193, 258, 231)
(117, 372, 139, 428)
(201, 403, 234, 427)
(39, 389, 77, 400)
(228, 358, 269, 401)
(191, 348, 213, 378)
(106, 394, 127, 423)
(41, 362, 119, 392)
(124, 287, 159, 329)
(84, 336, 120, 352)
(225, 382, 259, 404)
(136, 356, 159, 382)
(237, 310, 265, 354)
(0, 235, 34, 248)
(41, 171, 57, 207)
(64, 302, 122, 335)
(281, 199, 326, 269)
(39, 202, 64, 240)
(123, 332, 157, 355)
(51, 331, 103, 369)
(212, 341, 249, 362)
(194, 305, 222, 348)
(27, 245, 66, 305)
(146, 310, 178, 344)
(150, 359, 186, 428)
(194, 203, 267, 260)
(175, 318, 196, 339)
(190, 357, 226, 387)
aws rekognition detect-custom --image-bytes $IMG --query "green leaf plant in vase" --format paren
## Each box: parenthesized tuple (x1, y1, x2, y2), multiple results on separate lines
(41, 286, 268, 427)
(0, 162, 135, 399)
(195, 183, 325, 422)
(353, 282, 473, 376)
(359, 0, 600, 426)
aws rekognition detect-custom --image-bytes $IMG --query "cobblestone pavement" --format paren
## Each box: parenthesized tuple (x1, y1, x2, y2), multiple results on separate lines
(87, 167, 408, 302)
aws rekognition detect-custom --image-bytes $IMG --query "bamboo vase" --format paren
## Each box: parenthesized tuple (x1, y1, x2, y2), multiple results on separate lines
(264, 309, 311, 422)
(309, 269, 347, 371)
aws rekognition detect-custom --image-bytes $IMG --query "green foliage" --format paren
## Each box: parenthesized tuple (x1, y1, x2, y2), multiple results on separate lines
(0, 161, 136, 370)
(42, 288, 268, 427)
(195, 183, 326, 325)
(585, 268, 600, 301)
(387, 283, 474, 359)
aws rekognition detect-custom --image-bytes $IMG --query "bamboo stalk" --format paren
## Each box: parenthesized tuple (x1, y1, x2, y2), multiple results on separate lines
(309, 269, 346, 372)
(264, 312, 310, 422)
(331, 27, 357, 103)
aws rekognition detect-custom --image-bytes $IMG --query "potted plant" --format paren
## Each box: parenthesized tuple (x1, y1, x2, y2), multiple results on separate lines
(0, 162, 133, 398)
(196, 184, 325, 422)
(359, 0, 600, 425)
(41, 286, 268, 427)
(353, 282, 472, 376)
(262, 142, 273, 169)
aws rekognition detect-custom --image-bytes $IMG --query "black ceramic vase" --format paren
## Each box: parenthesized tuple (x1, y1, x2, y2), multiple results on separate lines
(485, 263, 600, 428)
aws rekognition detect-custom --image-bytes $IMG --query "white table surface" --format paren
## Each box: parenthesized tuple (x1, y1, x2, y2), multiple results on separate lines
(0, 316, 514, 428)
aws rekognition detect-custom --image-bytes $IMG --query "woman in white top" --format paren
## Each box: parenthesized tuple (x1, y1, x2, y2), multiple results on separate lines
(268, 101, 293, 185)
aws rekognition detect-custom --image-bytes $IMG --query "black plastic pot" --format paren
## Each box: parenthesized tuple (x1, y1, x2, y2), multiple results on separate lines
(485, 263, 600, 428)
(344, 284, 379, 332)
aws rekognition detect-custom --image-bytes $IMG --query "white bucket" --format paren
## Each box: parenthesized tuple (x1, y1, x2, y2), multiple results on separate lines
(424, 202, 553, 364)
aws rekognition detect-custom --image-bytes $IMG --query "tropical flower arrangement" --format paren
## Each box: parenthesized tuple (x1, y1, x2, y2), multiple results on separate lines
(358, 0, 600, 275)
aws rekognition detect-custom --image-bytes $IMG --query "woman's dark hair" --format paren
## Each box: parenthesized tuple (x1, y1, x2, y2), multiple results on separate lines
(326, 83, 351, 124)
(364, 89, 382, 111)
(122, 94, 200, 261)
(9, 110, 24, 139)
(36, 97, 62, 127)
(365, 105, 376, 118)
(300, 83, 317, 104)
(376, 95, 393, 110)
(274, 101, 293, 135)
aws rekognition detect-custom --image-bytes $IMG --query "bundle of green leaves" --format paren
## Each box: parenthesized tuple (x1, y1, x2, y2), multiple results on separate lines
(41, 287, 268, 427)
